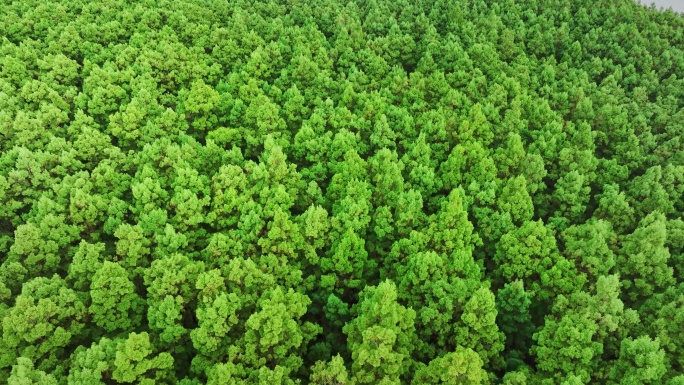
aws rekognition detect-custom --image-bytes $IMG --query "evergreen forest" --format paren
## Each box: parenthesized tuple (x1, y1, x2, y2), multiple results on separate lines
(0, 0, 683, 383)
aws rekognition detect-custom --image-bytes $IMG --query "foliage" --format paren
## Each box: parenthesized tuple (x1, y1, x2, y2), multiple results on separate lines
(0, 0, 682, 382)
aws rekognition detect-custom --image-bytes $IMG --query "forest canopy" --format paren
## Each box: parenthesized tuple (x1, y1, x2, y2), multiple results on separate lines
(0, 0, 683, 383)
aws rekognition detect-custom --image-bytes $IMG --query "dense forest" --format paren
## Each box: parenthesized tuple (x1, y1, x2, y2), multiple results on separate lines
(0, 0, 682, 383)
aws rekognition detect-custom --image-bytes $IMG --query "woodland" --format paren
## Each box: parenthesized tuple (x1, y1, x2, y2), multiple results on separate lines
(0, 0, 683, 383)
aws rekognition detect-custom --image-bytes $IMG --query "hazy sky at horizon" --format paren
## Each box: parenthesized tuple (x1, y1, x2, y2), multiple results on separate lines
(638, 0, 684, 12)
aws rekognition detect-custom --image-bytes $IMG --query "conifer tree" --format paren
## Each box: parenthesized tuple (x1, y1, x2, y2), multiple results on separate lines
(344, 280, 415, 384)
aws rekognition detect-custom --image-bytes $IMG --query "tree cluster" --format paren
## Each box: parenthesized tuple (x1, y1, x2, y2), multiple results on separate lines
(0, 0, 683, 383)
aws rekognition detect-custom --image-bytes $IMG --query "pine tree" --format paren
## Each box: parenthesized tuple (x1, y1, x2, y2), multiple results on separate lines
(412, 346, 489, 385)
(310, 355, 353, 385)
(344, 280, 415, 384)
(609, 336, 667, 385)
(90, 261, 144, 333)
(618, 212, 674, 304)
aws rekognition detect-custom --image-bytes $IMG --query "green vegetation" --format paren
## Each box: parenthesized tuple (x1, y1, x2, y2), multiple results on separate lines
(0, 0, 682, 383)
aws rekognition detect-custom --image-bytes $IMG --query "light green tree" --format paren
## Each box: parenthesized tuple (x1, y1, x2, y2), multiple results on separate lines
(344, 280, 416, 385)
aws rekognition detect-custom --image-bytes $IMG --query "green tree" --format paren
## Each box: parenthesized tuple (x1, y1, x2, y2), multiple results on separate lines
(190, 270, 240, 361)
(1, 276, 86, 375)
(344, 280, 416, 384)
(638, 285, 684, 375)
(497, 176, 534, 225)
(114, 224, 151, 277)
(412, 346, 489, 385)
(428, 188, 481, 258)
(8, 357, 58, 385)
(8, 197, 79, 278)
(183, 79, 219, 132)
(112, 332, 175, 384)
(143, 254, 204, 346)
(89, 261, 144, 334)
(532, 276, 629, 383)
(455, 287, 505, 369)
(396, 250, 481, 360)
(609, 336, 667, 385)
(496, 280, 534, 369)
(532, 304, 601, 383)
(68, 337, 118, 384)
(241, 286, 321, 380)
(320, 228, 371, 299)
(66, 241, 107, 293)
(595, 184, 635, 234)
(493, 220, 583, 302)
(617, 212, 674, 304)
(310, 355, 352, 385)
(561, 220, 617, 287)
(627, 166, 674, 218)
(401, 133, 440, 200)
